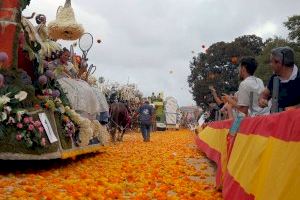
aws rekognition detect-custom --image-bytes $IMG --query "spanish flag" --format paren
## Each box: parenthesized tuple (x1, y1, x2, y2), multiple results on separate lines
(195, 109, 300, 200)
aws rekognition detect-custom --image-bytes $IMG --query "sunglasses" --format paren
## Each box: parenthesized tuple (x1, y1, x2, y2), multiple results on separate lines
(281, 50, 285, 65)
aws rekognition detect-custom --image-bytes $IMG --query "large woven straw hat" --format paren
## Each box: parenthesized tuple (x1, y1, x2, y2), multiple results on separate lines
(48, 0, 84, 41)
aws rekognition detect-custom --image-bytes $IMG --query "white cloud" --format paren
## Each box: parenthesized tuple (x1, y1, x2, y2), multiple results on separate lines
(244, 21, 278, 39)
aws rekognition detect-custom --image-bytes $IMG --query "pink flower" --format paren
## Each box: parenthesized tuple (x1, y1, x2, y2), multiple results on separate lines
(38, 126, 44, 134)
(28, 124, 34, 131)
(29, 117, 34, 123)
(41, 138, 46, 146)
(45, 70, 55, 79)
(34, 121, 42, 127)
(52, 90, 60, 98)
(23, 117, 30, 124)
(16, 133, 22, 141)
(38, 75, 48, 86)
(17, 123, 23, 129)
(0, 52, 8, 62)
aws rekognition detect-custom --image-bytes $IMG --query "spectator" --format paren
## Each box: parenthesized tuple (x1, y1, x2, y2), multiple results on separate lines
(223, 56, 269, 117)
(209, 86, 239, 119)
(259, 46, 300, 111)
(209, 86, 225, 109)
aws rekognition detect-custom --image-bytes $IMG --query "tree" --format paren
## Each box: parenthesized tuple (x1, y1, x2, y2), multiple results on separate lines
(188, 49, 235, 108)
(284, 15, 300, 44)
(234, 35, 264, 55)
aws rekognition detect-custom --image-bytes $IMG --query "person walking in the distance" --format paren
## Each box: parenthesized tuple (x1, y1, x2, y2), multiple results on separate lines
(138, 99, 154, 142)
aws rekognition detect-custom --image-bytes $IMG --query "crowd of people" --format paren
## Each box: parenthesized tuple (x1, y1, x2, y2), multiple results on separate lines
(206, 46, 300, 121)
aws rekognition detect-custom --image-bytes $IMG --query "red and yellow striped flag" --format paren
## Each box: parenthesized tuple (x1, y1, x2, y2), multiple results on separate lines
(196, 109, 300, 200)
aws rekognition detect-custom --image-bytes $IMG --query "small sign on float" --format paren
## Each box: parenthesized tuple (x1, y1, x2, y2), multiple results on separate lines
(39, 113, 58, 143)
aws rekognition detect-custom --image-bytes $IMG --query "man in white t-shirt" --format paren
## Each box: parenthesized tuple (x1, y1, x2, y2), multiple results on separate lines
(223, 57, 269, 117)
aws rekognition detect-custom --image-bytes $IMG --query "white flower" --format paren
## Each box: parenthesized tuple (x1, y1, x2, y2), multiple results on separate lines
(16, 110, 26, 122)
(4, 106, 12, 114)
(14, 91, 28, 102)
(7, 117, 16, 124)
(0, 94, 10, 106)
(0, 112, 7, 122)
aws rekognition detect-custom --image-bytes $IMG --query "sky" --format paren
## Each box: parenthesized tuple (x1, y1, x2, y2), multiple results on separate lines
(23, 0, 300, 106)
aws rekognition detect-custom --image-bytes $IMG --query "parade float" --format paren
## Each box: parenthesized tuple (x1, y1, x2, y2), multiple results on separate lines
(149, 93, 181, 131)
(164, 96, 180, 130)
(0, 0, 110, 160)
(151, 93, 166, 131)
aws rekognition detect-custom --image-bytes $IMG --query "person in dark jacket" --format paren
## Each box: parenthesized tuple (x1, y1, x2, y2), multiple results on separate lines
(138, 99, 154, 142)
(259, 46, 300, 111)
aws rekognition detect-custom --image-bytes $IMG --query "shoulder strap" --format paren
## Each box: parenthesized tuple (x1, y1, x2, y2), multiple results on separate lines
(249, 91, 254, 114)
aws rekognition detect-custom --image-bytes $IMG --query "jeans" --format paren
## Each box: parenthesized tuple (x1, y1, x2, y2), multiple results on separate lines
(140, 124, 151, 141)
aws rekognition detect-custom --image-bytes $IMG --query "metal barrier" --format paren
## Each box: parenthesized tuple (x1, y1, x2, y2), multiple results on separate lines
(271, 76, 280, 113)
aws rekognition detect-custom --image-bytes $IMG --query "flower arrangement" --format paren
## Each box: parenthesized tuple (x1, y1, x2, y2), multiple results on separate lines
(64, 106, 93, 147)
(36, 70, 71, 109)
(61, 115, 76, 138)
(0, 91, 28, 121)
(0, 90, 47, 148)
(43, 99, 56, 111)
(91, 120, 110, 145)
(39, 95, 109, 147)
(15, 116, 47, 148)
(36, 66, 62, 101)
(63, 106, 111, 147)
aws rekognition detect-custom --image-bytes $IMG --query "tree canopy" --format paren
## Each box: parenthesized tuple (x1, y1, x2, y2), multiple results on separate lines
(284, 15, 300, 44)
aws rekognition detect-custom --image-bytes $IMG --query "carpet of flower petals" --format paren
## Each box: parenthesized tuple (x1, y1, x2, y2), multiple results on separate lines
(0, 129, 222, 200)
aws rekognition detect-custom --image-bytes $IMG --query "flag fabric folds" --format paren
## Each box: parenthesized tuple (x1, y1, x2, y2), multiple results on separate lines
(195, 109, 300, 200)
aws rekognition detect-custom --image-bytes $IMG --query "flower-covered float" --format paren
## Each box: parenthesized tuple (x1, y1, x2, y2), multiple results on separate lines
(0, 0, 110, 160)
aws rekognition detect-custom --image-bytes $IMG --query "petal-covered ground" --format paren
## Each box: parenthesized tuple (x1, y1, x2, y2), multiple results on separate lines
(0, 130, 222, 200)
